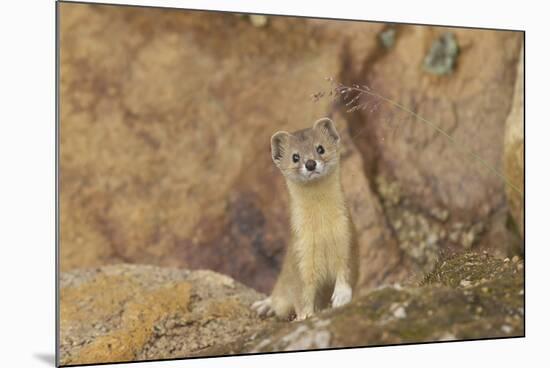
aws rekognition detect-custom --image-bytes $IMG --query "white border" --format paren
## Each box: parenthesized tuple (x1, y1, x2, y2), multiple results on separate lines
(2, 1, 548, 367)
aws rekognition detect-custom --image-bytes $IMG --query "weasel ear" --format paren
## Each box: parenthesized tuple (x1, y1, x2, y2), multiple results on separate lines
(313, 117, 340, 144)
(271, 131, 290, 165)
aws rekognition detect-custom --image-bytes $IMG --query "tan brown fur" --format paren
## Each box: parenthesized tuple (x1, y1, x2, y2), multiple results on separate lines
(252, 118, 358, 321)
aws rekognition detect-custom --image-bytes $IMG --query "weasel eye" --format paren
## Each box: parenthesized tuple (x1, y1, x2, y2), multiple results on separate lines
(317, 145, 325, 154)
(292, 153, 300, 163)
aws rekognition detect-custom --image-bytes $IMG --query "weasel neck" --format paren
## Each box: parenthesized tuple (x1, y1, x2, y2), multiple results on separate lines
(286, 166, 347, 218)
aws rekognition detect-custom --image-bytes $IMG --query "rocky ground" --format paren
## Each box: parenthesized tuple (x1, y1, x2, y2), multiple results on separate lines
(60, 252, 524, 365)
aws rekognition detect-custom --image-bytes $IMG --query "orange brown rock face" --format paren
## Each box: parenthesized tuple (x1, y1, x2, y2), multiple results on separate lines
(59, 3, 523, 295)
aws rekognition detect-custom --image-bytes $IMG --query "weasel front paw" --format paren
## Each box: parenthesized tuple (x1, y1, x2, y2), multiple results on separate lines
(331, 283, 352, 308)
(295, 311, 314, 321)
(251, 297, 275, 317)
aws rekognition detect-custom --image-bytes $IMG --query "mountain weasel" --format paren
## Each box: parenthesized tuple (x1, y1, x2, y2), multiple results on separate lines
(252, 117, 358, 321)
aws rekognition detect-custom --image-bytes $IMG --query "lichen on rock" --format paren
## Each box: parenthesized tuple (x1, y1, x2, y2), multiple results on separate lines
(60, 251, 523, 364)
(375, 175, 487, 274)
(230, 252, 523, 353)
(379, 27, 396, 49)
(423, 32, 459, 75)
(59, 266, 270, 365)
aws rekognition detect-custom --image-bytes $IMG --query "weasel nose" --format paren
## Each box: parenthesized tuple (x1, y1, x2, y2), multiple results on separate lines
(305, 160, 317, 171)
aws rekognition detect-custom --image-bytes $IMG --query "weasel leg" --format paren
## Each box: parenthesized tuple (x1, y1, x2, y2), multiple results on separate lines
(251, 297, 275, 317)
(331, 276, 352, 308)
(296, 284, 316, 320)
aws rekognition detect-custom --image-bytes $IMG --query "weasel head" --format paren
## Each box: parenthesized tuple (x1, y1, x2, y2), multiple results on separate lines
(270, 118, 341, 184)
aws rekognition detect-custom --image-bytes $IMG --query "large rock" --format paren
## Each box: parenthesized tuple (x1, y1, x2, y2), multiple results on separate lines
(200, 252, 524, 356)
(339, 25, 523, 271)
(59, 3, 523, 295)
(504, 45, 525, 241)
(59, 252, 524, 364)
(59, 265, 269, 365)
(58, 3, 396, 293)
(60, 3, 342, 292)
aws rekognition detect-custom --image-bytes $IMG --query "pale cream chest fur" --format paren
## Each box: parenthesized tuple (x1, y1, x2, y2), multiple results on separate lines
(287, 168, 352, 283)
